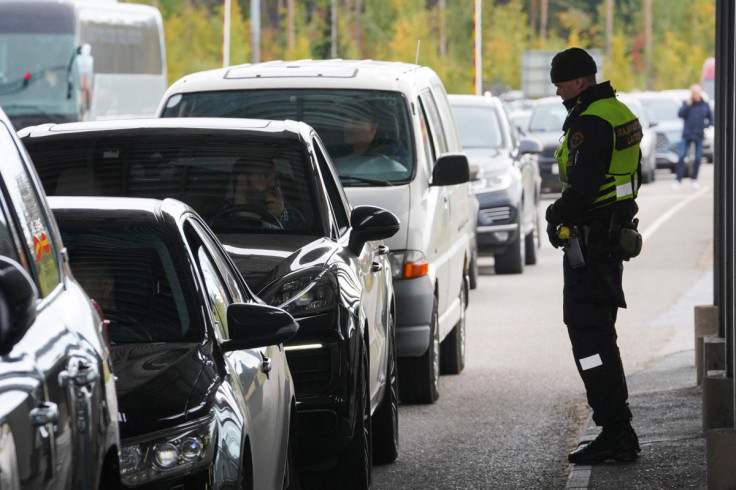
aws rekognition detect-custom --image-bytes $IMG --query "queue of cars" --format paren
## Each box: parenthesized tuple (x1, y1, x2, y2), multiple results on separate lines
(448, 93, 542, 275)
(2, 53, 684, 487)
(3, 58, 474, 489)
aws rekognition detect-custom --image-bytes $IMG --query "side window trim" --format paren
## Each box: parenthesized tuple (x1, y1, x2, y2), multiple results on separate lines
(0, 121, 61, 297)
(312, 137, 351, 237)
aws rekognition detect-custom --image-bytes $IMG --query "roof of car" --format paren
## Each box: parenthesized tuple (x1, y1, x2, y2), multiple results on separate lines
(163, 59, 440, 96)
(18, 117, 314, 142)
(448, 93, 503, 108)
(48, 196, 192, 228)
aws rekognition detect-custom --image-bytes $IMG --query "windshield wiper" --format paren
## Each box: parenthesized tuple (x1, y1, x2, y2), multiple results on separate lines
(338, 174, 395, 186)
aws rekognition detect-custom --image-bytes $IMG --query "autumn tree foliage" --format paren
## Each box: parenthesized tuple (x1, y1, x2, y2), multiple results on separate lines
(128, 0, 715, 96)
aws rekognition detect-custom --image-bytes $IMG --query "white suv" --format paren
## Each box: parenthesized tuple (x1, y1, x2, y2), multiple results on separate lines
(158, 59, 473, 403)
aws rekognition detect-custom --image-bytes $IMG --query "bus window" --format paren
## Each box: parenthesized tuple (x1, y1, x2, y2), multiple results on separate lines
(0, 0, 166, 130)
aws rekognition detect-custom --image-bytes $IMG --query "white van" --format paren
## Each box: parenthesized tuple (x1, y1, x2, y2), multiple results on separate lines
(158, 59, 473, 403)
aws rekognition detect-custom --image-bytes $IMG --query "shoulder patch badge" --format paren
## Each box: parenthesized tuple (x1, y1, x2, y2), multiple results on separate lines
(570, 132, 584, 148)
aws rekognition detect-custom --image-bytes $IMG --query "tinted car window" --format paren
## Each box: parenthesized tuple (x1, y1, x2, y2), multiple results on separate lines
(61, 230, 201, 344)
(31, 133, 323, 236)
(0, 123, 59, 295)
(163, 89, 414, 186)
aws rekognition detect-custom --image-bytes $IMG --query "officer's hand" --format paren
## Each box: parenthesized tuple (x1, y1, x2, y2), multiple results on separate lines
(546, 222, 565, 249)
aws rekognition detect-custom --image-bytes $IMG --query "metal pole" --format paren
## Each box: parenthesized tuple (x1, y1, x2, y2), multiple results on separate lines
(251, 0, 260, 63)
(473, 0, 481, 94)
(222, 0, 231, 67)
(331, 0, 337, 59)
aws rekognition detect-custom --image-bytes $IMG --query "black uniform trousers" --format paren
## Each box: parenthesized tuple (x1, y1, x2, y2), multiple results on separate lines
(562, 228, 632, 427)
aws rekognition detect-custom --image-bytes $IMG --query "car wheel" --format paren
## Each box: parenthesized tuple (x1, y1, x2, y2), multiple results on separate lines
(468, 247, 479, 290)
(494, 223, 525, 274)
(440, 278, 467, 375)
(338, 336, 372, 489)
(524, 207, 539, 266)
(398, 298, 440, 404)
(372, 312, 399, 464)
(282, 407, 300, 490)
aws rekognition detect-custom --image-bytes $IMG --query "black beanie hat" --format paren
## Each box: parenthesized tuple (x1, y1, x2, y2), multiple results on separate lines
(550, 47, 597, 83)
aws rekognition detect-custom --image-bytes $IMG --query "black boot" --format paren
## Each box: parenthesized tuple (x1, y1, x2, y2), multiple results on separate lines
(568, 421, 640, 464)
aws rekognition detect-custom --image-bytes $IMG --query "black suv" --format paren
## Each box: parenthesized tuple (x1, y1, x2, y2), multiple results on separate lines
(0, 107, 120, 487)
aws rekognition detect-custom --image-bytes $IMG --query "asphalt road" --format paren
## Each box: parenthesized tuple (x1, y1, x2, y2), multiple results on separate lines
(370, 163, 714, 490)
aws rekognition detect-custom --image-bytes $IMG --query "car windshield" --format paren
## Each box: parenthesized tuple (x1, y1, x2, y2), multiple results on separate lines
(162, 89, 415, 186)
(30, 132, 322, 236)
(61, 230, 202, 344)
(635, 97, 679, 123)
(451, 105, 506, 149)
(528, 103, 567, 132)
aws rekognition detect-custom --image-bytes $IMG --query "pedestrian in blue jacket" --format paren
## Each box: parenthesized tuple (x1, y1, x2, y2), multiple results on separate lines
(673, 84, 713, 189)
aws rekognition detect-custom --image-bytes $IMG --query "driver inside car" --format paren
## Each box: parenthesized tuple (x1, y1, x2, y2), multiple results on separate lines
(216, 158, 305, 231)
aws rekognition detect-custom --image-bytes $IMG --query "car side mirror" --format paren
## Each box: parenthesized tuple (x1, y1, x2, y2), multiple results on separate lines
(222, 303, 299, 352)
(349, 205, 401, 255)
(518, 138, 543, 154)
(0, 256, 38, 355)
(432, 153, 470, 186)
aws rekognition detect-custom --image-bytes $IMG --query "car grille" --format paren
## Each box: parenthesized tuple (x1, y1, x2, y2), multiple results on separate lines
(656, 133, 669, 150)
(286, 344, 335, 395)
(478, 206, 512, 225)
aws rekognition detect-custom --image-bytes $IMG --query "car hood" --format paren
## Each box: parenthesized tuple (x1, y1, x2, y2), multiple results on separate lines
(112, 342, 219, 439)
(217, 234, 336, 293)
(464, 148, 512, 173)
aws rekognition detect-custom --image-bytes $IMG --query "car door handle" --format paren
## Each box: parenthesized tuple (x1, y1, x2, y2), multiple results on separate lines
(376, 245, 389, 256)
(260, 356, 272, 375)
(370, 261, 383, 273)
(30, 402, 58, 426)
(59, 359, 98, 388)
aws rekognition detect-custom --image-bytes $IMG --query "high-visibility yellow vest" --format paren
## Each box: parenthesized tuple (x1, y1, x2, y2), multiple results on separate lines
(556, 97, 642, 208)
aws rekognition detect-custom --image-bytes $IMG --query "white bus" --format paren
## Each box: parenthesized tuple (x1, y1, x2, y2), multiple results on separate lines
(0, 0, 167, 129)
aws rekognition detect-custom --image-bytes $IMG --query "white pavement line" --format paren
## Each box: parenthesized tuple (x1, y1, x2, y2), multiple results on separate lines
(640, 185, 711, 242)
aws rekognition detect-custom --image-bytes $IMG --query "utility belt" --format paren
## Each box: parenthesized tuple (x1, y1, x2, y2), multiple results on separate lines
(556, 216, 642, 268)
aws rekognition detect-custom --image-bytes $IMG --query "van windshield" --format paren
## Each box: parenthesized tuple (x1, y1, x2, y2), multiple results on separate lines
(162, 89, 415, 186)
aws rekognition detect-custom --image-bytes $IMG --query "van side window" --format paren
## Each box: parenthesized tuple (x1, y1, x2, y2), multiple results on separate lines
(0, 123, 60, 296)
(419, 88, 448, 156)
(417, 101, 437, 173)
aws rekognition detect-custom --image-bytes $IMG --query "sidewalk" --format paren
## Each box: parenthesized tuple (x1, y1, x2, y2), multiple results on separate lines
(565, 349, 706, 489)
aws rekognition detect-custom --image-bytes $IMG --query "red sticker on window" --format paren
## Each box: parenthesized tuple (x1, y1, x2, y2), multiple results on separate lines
(33, 233, 50, 262)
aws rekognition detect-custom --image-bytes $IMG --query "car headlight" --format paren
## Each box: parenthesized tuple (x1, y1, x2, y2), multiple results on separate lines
(482, 171, 513, 192)
(120, 415, 215, 486)
(261, 267, 338, 317)
(388, 250, 428, 280)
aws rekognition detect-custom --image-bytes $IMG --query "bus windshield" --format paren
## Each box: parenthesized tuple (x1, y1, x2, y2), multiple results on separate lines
(0, 0, 166, 130)
(0, 2, 79, 124)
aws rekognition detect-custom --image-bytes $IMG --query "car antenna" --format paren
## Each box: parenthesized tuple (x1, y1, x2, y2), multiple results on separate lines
(415, 39, 421, 65)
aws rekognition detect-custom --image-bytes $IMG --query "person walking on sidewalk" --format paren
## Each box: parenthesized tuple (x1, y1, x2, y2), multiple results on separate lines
(545, 47, 643, 464)
(673, 84, 713, 190)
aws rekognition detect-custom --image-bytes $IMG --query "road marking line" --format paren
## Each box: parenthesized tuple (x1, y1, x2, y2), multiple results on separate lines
(640, 185, 711, 242)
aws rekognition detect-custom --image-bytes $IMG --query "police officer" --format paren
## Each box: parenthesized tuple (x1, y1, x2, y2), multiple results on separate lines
(545, 47, 643, 464)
